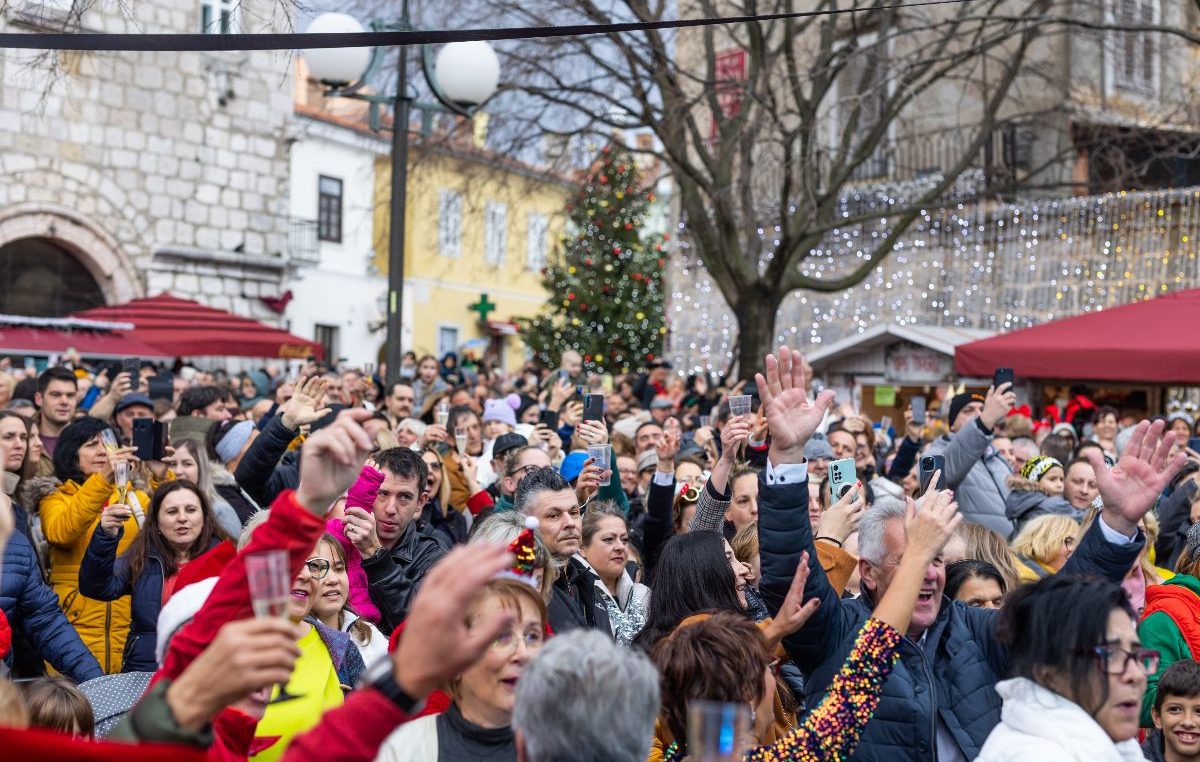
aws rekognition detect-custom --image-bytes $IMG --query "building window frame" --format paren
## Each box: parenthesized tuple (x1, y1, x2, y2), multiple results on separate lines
(314, 324, 339, 365)
(200, 0, 239, 34)
(484, 201, 508, 267)
(438, 189, 463, 258)
(827, 30, 893, 182)
(437, 324, 460, 358)
(317, 175, 343, 244)
(1109, 0, 1160, 96)
(525, 212, 549, 271)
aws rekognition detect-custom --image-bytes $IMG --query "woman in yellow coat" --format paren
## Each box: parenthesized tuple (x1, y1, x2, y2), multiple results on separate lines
(23, 417, 169, 674)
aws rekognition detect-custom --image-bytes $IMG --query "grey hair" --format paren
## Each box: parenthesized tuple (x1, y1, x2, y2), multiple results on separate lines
(397, 418, 426, 437)
(513, 630, 659, 762)
(514, 466, 573, 514)
(856, 500, 908, 565)
(1011, 437, 1040, 460)
(237, 509, 271, 550)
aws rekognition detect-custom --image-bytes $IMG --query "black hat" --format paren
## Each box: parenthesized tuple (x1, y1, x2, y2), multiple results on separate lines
(492, 432, 529, 461)
(948, 392, 986, 425)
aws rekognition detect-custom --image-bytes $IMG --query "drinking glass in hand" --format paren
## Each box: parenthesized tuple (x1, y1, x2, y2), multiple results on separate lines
(246, 549, 302, 703)
(455, 426, 469, 457)
(436, 400, 451, 428)
(587, 444, 612, 486)
(688, 700, 752, 762)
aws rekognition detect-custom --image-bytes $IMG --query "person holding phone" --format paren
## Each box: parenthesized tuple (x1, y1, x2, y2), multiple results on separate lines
(923, 381, 1018, 537)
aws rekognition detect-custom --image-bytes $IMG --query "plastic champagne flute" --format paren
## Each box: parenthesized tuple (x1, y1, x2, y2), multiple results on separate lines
(245, 549, 303, 703)
(455, 426, 469, 457)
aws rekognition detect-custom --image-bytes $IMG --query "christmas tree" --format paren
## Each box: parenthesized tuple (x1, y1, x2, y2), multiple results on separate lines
(521, 144, 667, 373)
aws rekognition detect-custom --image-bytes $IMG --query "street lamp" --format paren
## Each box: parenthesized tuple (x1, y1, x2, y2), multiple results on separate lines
(302, 9, 500, 387)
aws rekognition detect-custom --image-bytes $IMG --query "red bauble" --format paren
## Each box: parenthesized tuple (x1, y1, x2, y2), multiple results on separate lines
(584, 258, 593, 266)
(631, 273, 643, 281)
(599, 174, 608, 184)
(624, 223, 632, 230)
(567, 293, 576, 300)
(580, 303, 588, 310)
(657, 258, 665, 267)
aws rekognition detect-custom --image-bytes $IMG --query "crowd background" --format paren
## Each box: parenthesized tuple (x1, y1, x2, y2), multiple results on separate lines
(0, 344, 1196, 762)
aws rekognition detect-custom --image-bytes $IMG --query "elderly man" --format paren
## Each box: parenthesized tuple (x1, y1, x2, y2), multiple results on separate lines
(757, 345, 1182, 762)
(515, 467, 610, 634)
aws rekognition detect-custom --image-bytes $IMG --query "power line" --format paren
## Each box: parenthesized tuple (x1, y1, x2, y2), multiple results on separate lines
(0, 0, 982, 52)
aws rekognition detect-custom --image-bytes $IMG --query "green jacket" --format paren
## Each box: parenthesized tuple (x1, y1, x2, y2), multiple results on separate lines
(1138, 573, 1200, 726)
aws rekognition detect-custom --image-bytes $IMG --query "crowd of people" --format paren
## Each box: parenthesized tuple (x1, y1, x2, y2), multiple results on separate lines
(0, 344, 1197, 762)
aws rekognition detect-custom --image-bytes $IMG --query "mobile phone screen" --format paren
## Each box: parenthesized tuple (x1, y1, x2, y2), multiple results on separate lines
(911, 396, 927, 426)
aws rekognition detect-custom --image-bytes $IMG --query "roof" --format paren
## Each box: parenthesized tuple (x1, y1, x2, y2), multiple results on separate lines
(807, 323, 994, 367)
(954, 288, 1200, 383)
(72, 293, 323, 360)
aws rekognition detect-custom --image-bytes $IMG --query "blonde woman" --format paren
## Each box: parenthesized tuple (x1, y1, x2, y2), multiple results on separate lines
(1009, 514, 1079, 584)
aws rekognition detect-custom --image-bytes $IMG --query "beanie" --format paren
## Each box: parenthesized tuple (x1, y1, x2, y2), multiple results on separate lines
(948, 392, 986, 426)
(482, 394, 520, 428)
(1020, 455, 1063, 483)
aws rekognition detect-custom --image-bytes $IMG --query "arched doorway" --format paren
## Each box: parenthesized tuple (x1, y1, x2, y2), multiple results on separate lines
(0, 237, 107, 317)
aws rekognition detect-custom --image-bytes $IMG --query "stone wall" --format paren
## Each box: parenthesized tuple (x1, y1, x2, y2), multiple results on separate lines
(0, 0, 296, 324)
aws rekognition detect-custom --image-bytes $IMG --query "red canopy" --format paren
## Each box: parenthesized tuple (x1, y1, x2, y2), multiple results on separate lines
(955, 288, 1200, 383)
(0, 323, 168, 359)
(73, 293, 323, 360)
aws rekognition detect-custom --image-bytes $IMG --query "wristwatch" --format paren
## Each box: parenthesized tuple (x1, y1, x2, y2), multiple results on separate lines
(361, 655, 425, 715)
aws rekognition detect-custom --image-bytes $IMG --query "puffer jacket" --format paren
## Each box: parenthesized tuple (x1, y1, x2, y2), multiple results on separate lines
(25, 473, 153, 674)
(758, 470, 1144, 762)
(78, 525, 220, 673)
(1004, 475, 1082, 539)
(1, 524, 102, 682)
(924, 419, 1013, 537)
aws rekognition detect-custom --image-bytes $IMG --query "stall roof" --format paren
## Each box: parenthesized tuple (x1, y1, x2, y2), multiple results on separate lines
(73, 293, 323, 360)
(955, 288, 1200, 383)
(808, 324, 994, 368)
(0, 314, 169, 359)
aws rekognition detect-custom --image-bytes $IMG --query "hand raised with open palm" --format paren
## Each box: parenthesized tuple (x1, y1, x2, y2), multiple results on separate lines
(755, 345, 836, 465)
(1084, 419, 1186, 536)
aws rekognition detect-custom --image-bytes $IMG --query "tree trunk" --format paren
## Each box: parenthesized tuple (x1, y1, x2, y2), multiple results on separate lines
(732, 289, 785, 383)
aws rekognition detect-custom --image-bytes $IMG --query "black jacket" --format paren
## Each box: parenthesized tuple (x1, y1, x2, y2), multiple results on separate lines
(546, 556, 611, 635)
(1142, 728, 1166, 762)
(758, 471, 1145, 762)
(362, 522, 447, 634)
(79, 525, 219, 673)
(234, 415, 299, 508)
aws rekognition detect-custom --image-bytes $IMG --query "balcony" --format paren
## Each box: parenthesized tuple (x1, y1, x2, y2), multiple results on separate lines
(289, 218, 320, 267)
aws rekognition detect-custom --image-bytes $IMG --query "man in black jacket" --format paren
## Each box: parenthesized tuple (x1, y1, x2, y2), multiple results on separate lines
(232, 376, 330, 508)
(515, 467, 610, 635)
(342, 447, 446, 634)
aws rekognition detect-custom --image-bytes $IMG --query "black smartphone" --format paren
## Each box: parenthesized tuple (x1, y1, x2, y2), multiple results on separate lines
(132, 418, 167, 461)
(911, 396, 927, 426)
(583, 393, 605, 423)
(147, 372, 173, 401)
(538, 409, 559, 430)
(920, 454, 947, 492)
(993, 367, 1014, 390)
(122, 356, 140, 381)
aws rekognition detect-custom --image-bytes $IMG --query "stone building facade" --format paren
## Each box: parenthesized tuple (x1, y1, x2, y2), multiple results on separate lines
(0, 0, 301, 325)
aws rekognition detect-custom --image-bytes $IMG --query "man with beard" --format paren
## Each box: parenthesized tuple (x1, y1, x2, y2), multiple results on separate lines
(516, 467, 610, 635)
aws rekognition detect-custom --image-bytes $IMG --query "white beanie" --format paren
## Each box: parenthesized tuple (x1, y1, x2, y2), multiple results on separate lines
(155, 577, 218, 667)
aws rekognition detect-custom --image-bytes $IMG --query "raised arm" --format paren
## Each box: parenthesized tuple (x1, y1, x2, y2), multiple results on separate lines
(690, 417, 750, 532)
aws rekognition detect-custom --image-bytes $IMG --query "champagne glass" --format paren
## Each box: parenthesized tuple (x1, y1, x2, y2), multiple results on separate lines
(100, 429, 120, 454)
(688, 701, 752, 762)
(436, 400, 451, 428)
(245, 550, 303, 703)
(455, 426, 469, 457)
(114, 460, 130, 505)
(728, 395, 753, 462)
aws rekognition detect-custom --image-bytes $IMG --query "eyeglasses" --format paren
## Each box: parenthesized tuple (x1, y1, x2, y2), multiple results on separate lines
(491, 628, 545, 655)
(508, 464, 537, 478)
(1088, 646, 1160, 675)
(302, 558, 331, 580)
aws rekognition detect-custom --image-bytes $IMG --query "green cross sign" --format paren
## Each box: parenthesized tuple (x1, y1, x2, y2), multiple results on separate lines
(469, 293, 497, 321)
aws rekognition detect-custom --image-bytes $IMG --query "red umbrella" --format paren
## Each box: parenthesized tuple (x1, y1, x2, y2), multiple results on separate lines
(955, 288, 1200, 383)
(73, 293, 323, 360)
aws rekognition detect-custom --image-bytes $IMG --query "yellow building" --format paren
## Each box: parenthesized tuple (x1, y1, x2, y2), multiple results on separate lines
(372, 133, 574, 375)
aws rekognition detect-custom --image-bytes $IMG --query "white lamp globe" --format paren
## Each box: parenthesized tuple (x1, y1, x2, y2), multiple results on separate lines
(302, 13, 372, 87)
(434, 41, 501, 107)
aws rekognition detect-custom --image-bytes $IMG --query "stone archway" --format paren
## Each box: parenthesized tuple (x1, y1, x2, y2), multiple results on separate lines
(0, 204, 142, 315)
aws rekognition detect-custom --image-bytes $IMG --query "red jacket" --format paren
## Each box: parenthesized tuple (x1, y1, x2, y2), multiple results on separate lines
(0, 727, 207, 762)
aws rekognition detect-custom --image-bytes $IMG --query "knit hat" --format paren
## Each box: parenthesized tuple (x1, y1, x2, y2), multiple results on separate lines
(803, 433, 835, 460)
(214, 419, 255, 464)
(1020, 455, 1063, 482)
(483, 394, 520, 428)
(1185, 522, 1200, 566)
(155, 577, 218, 666)
(1051, 422, 1077, 439)
(948, 392, 986, 425)
(1170, 411, 1196, 428)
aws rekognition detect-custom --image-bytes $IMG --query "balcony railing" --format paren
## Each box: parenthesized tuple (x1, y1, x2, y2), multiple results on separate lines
(289, 218, 320, 267)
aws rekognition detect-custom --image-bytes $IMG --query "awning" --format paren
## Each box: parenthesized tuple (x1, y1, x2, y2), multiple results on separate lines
(72, 293, 323, 360)
(955, 288, 1200, 383)
(0, 317, 170, 359)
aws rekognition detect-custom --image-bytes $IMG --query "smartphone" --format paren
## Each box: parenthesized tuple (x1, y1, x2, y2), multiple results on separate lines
(920, 454, 947, 492)
(1188, 437, 1200, 453)
(583, 393, 605, 423)
(993, 367, 1014, 390)
(122, 357, 141, 383)
(880, 416, 893, 435)
(132, 418, 167, 461)
(829, 458, 857, 500)
(911, 396, 927, 426)
(557, 369, 569, 384)
(147, 372, 173, 401)
(538, 408, 559, 430)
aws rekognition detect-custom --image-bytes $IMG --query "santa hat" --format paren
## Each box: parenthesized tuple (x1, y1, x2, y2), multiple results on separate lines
(499, 516, 540, 585)
(156, 577, 218, 667)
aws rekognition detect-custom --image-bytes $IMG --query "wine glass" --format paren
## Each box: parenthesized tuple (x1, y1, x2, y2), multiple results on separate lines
(100, 429, 120, 454)
(455, 426, 469, 457)
(245, 549, 303, 703)
(114, 460, 130, 505)
(436, 400, 451, 428)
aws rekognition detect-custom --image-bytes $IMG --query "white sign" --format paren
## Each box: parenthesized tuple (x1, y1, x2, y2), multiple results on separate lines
(885, 344, 952, 383)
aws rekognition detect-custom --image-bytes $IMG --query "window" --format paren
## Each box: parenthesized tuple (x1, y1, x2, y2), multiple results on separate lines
(832, 34, 890, 181)
(314, 324, 339, 365)
(1113, 0, 1159, 94)
(437, 326, 460, 357)
(438, 189, 463, 258)
(200, 0, 238, 34)
(526, 212, 549, 271)
(484, 201, 508, 266)
(317, 176, 343, 243)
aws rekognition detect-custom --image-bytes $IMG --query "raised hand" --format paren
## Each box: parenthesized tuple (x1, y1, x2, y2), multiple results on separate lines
(656, 429, 681, 466)
(719, 416, 752, 463)
(281, 376, 332, 431)
(1086, 419, 1186, 536)
(548, 377, 573, 411)
(393, 543, 516, 699)
(905, 478, 961, 562)
(100, 503, 133, 536)
(343, 505, 383, 559)
(756, 345, 836, 465)
(815, 482, 866, 543)
(762, 550, 821, 644)
(576, 420, 609, 447)
(980, 383, 1016, 429)
(575, 458, 603, 504)
(295, 409, 375, 517)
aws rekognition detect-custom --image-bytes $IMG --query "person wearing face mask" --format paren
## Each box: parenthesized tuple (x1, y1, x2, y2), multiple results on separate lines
(79, 481, 229, 673)
(577, 501, 649, 645)
(756, 345, 1181, 762)
(308, 533, 387, 666)
(977, 576, 1158, 762)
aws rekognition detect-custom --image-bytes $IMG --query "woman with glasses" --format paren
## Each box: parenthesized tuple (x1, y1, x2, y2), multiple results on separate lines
(377, 577, 549, 761)
(78, 480, 228, 673)
(976, 575, 1159, 761)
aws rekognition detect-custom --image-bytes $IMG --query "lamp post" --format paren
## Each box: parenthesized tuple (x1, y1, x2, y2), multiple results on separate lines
(303, 9, 500, 387)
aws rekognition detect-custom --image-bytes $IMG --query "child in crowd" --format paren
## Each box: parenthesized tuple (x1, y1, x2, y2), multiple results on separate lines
(20, 678, 94, 738)
(1004, 455, 1080, 538)
(1144, 659, 1200, 762)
